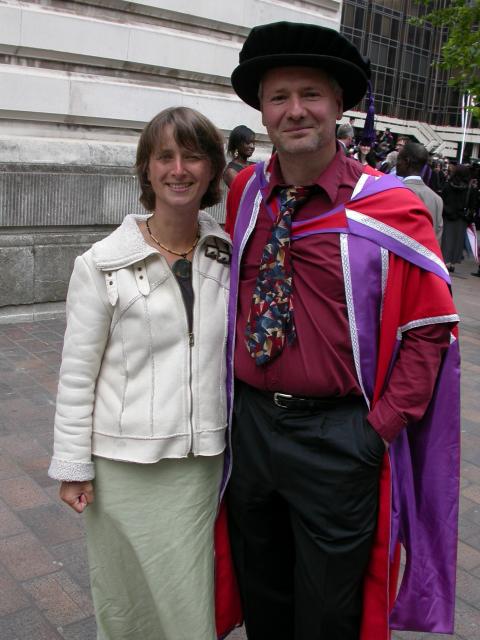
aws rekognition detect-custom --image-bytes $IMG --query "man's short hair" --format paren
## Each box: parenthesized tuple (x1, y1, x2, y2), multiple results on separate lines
(337, 124, 354, 140)
(396, 136, 409, 147)
(399, 142, 429, 174)
(385, 150, 398, 168)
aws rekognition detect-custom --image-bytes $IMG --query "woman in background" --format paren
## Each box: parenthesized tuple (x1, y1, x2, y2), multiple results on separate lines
(353, 139, 377, 168)
(223, 124, 255, 187)
(441, 164, 475, 272)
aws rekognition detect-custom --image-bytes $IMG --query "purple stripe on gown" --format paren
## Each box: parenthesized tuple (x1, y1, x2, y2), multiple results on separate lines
(348, 218, 450, 284)
(348, 235, 459, 632)
(350, 172, 407, 201)
(293, 203, 346, 227)
(254, 161, 268, 191)
(222, 172, 260, 496)
(389, 339, 460, 632)
(293, 228, 348, 239)
(347, 231, 459, 631)
(347, 235, 382, 400)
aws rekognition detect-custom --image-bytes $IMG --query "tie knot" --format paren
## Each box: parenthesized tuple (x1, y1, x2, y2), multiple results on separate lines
(281, 185, 318, 212)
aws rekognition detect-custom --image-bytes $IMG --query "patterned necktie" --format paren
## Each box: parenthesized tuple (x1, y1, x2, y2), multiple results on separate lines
(245, 185, 317, 366)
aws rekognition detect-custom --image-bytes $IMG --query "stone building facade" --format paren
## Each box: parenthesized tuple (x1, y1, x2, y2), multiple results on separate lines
(0, 0, 342, 321)
(1, 0, 478, 320)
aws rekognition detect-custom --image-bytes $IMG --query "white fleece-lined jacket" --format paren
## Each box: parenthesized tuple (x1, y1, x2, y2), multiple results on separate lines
(48, 212, 231, 482)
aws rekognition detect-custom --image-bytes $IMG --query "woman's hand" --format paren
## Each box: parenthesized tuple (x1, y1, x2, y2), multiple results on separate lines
(59, 481, 95, 513)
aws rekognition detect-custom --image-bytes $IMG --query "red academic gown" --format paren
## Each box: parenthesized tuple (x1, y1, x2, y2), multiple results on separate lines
(215, 161, 459, 639)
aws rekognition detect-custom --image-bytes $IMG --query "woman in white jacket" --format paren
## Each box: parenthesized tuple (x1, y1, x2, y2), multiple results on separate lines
(48, 106, 231, 640)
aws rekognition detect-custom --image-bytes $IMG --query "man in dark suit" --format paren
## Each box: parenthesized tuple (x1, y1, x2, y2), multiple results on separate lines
(396, 141, 444, 242)
(336, 123, 354, 155)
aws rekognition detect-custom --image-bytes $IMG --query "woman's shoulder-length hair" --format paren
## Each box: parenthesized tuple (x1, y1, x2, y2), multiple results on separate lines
(136, 106, 226, 212)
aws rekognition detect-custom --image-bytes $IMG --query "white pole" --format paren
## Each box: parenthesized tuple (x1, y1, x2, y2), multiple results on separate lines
(460, 92, 472, 163)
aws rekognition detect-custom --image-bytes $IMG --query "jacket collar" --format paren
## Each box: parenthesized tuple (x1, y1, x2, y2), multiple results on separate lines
(92, 212, 231, 270)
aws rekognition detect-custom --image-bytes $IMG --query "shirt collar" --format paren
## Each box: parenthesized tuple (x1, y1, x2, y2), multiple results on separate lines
(265, 144, 347, 205)
(402, 175, 424, 182)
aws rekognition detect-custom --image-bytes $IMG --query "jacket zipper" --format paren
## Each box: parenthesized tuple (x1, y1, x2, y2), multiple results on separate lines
(187, 243, 202, 454)
(188, 329, 194, 453)
(162, 253, 196, 454)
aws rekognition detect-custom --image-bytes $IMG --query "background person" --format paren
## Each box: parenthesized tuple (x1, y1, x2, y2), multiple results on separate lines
(380, 127, 393, 148)
(336, 122, 354, 155)
(396, 141, 444, 242)
(380, 136, 409, 174)
(379, 149, 397, 173)
(441, 164, 475, 272)
(223, 124, 256, 187)
(374, 139, 391, 165)
(469, 171, 480, 277)
(353, 138, 377, 167)
(430, 159, 447, 195)
(48, 106, 231, 640)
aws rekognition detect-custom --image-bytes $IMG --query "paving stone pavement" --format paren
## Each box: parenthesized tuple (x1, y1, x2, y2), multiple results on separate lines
(0, 258, 479, 640)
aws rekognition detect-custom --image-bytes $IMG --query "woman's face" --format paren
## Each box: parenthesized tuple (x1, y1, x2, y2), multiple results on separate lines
(238, 137, 255, 159)
(147, 125, 214, 214)
(359, 143, 371, 155)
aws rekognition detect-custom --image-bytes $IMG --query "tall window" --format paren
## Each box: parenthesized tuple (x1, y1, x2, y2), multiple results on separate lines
(340, 0, 461, 126)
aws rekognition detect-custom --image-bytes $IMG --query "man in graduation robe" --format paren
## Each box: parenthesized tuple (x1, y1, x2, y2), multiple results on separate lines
(218, 21, 460, 640)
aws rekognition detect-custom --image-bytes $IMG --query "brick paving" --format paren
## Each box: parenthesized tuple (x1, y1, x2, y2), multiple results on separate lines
(0, 258, 479, 639)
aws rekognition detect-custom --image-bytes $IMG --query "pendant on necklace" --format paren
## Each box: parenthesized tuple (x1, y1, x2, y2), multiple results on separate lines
(172, 258, 192, 279)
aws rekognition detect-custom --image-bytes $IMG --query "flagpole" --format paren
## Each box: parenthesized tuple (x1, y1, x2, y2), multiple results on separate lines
(460, 92, 472, 164)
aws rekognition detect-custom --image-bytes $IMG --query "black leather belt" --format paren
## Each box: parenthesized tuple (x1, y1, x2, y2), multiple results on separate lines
(260, 391, 361, 410)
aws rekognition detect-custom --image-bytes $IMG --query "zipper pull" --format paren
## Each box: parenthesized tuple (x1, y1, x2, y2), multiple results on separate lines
(189, 332, 195, 347)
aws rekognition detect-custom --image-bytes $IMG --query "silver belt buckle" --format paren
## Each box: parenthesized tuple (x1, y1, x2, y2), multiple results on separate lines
(273, 392, 293, 408)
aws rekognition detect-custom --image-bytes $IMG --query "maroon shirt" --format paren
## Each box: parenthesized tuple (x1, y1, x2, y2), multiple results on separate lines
(234, 148, 451, 442)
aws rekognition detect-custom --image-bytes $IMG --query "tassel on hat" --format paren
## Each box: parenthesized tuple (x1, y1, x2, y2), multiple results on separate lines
(362, 81, 375, 145)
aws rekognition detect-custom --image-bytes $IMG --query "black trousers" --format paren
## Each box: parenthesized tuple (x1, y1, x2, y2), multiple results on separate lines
(227, 383, 384, 640)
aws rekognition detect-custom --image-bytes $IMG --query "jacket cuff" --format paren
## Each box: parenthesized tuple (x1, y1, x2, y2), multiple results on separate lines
(367, 399, 407, 443)
(48, 458, 95, 482)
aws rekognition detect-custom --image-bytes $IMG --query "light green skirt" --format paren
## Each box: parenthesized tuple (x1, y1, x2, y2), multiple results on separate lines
(85, 454, 224, 640)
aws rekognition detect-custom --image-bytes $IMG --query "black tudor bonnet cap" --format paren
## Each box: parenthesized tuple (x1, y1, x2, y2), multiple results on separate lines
(231, 21, 370, 111)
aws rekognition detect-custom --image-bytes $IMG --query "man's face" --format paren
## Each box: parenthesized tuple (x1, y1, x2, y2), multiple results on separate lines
(260, 66, 343, 157)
